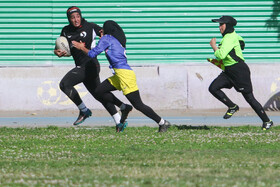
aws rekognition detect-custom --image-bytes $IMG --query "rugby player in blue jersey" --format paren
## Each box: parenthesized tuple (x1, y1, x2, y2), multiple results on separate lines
(72, 20, 171, 132)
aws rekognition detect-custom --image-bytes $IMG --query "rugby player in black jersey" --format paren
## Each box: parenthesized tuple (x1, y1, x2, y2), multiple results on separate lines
(54, 6, 124, 127)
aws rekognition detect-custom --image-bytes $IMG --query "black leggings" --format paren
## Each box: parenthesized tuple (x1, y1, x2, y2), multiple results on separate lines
(209, 74, 269, 122)
(59, 65, 118, 115)
(95, 79, 162, 123)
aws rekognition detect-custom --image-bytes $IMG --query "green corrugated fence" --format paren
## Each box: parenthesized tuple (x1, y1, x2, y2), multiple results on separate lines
(0, 0, 279, 66)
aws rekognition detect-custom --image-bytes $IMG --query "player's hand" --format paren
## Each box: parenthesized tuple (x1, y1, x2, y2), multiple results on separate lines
(72, 40, 85, 50)
(54, 49, 67, 57)
(72, 40, 89, 54)
(210, 38, 218, 51)
(210, 38, 216, 45)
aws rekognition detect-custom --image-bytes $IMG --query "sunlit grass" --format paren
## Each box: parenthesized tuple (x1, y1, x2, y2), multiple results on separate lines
(0, 125, 280, 186)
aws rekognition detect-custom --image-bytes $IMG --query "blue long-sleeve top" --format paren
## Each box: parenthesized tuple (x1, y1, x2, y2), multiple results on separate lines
(87, 35, 132, 70)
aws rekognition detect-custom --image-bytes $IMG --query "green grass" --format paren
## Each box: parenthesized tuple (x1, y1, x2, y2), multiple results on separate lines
(1, 125, 280, 186)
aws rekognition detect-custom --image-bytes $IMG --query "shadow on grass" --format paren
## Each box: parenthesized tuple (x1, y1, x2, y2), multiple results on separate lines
(175, 125, 210, 130)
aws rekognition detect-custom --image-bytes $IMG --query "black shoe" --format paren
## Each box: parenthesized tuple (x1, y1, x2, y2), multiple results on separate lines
(120, 104, 133, 123)
(158, 120, 171, 132)
(223, 105, 239, 119)
(73, 109, 92, 126)
(262, 120, 273, 130)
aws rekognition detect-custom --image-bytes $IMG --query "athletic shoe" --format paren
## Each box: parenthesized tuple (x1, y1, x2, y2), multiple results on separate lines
(120, 104, 133, 123)
(116, 121, 128, 132)
(158, 120, 171, 132)
(223, 105, 239, 119)
(73, 109, 92, 126)
(262, 120, 273, 130)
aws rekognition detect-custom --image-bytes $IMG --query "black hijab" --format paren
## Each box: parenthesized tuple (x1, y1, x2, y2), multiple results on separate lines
(223, 23, 235, 37)
(212, 16, 237, 36)
(103, 20, 126, 48)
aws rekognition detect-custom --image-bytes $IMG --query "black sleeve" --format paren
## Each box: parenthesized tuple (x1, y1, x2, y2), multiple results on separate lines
(90, 22, 102, 37)
(239, 40, 245, 50)
(60, 27, 66, 37)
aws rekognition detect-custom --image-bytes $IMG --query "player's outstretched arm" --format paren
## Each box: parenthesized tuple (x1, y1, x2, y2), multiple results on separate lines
(72, 41, 89, 54)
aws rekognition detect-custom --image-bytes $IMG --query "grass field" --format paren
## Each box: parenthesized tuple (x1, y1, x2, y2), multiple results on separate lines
(0, 125, 280, 186)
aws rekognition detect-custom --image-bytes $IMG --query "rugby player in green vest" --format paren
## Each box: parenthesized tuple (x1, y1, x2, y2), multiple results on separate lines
(208, 15, 273, 130)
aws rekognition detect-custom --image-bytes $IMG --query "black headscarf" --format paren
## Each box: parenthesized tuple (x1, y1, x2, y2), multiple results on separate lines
(212, 16, 237, 36)
(103, 20, 126, 47)
(223, 23, 235, 36)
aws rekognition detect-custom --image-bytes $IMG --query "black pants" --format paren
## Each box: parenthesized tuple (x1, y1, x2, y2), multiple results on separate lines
(209, 65, 269, 122)
(94, 79, 162, 123)
(59, 64, 117, 115)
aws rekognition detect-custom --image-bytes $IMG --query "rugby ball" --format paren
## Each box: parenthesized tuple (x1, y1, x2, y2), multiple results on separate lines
(55, 36, 71, 57)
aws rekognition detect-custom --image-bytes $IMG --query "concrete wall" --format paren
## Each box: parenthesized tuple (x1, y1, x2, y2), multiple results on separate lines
(0, 64, 278, 111)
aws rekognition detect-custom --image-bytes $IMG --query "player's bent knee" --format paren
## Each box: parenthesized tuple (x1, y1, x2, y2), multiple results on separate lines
(59, 81, 73, 93)
(208, 85, 216, 94)
(59, 81, 65, 92)
(93, 90, 103, 100)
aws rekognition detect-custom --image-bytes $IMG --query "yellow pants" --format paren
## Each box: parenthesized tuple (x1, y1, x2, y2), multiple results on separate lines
(108, 68, 139, 95)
